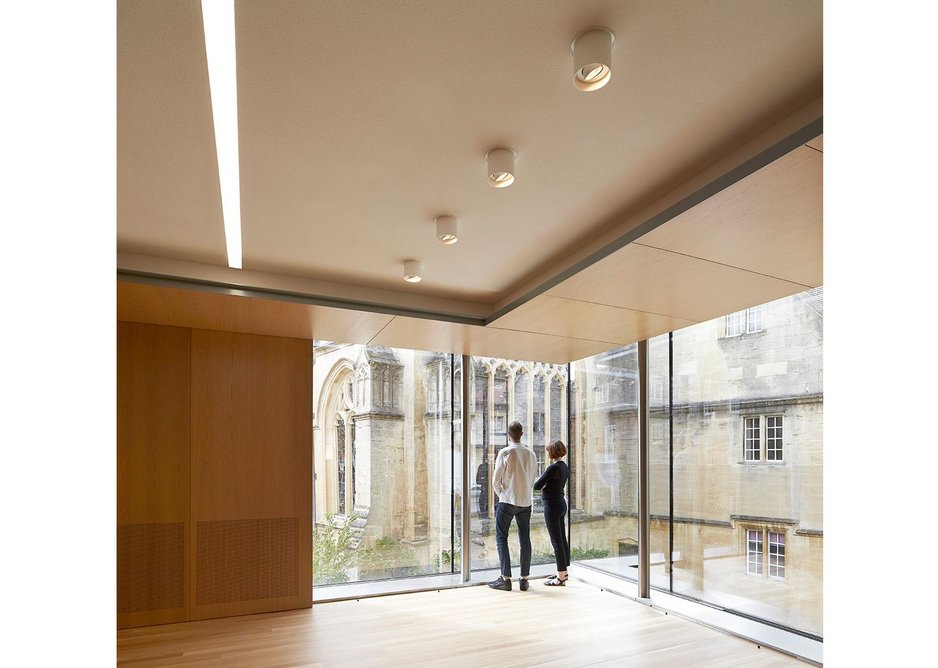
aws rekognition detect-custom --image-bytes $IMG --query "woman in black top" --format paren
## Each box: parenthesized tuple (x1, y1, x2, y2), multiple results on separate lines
(533, 440, 570, 586)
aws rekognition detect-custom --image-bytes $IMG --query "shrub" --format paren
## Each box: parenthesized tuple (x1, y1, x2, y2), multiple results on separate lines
(312, 514, 360, 585)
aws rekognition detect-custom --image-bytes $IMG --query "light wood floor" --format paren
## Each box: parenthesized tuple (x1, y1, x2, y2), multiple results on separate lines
(117, 581, 807, 667)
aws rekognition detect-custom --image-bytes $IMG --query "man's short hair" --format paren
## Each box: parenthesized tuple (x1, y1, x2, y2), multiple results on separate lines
(546, 440, 567, 459)
(508, 421, 523, 441)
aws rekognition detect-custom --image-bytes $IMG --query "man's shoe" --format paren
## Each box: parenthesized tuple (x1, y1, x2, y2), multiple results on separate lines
(519, 578, 529, 591)
(488, 577, 511, 591)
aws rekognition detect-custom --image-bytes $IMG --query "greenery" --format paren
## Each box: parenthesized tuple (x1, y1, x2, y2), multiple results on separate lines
(359, 536, 420, 577)
(571, 546, 610, 560)
(314, 515, 425, 584)
(312, 514, 360, 585)
(315, 515, 611, 585)
(533, 544, 610, 565)
(440, 539, 462, 570)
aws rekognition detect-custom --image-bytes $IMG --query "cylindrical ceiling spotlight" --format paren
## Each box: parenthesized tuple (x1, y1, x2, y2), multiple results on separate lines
(435, 215, 459, 244)
(403, 259, 422, 283)
(571, 27, 615, 91)
(485, 147, 517, 188)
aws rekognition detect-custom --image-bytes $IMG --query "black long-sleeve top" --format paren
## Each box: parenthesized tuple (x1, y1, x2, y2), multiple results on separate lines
(533, 460, 569, 501)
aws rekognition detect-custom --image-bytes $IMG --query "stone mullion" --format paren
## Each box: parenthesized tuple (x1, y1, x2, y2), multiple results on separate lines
(487, 368, 496, 514)
(507, 371, 515, 425)
(346, 416, 357, 514)
(545, 374, 552, 446)
(560, 375, 568, 448)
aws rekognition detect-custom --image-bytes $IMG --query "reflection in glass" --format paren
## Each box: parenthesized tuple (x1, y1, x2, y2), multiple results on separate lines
(661, 288, 823, 637)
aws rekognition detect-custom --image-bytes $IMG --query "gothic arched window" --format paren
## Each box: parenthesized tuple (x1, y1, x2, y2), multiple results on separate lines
(336, 414, 346, 515)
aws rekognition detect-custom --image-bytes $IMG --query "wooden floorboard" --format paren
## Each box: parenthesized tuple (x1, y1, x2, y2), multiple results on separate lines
(117, 581, 807, 667)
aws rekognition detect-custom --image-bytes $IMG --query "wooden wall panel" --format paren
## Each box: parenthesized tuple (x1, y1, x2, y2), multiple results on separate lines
(117, 322, 191, 628)
(190, 330, 313, 619)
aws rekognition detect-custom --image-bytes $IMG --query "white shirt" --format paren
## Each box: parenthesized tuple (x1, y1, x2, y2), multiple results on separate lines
(492, 441, 538, 507)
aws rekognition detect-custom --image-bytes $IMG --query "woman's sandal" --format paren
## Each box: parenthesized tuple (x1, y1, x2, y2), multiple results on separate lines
(544, 576, 567, 586)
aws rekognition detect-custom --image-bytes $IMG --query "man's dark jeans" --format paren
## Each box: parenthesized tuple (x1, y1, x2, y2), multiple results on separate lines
(494, 502, 532, 578)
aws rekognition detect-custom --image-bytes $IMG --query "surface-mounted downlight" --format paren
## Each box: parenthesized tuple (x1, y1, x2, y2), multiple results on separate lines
(485, 147, 517, 188)
(403, 259, 422, 283)
(571, 27, 615, 91)
(436, 215, 459, 244)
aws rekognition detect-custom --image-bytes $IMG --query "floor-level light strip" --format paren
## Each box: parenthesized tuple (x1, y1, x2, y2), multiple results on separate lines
(201, 0, 242, 269)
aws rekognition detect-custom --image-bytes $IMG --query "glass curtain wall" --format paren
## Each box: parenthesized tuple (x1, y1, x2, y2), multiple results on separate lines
(567, 288, 822, 638)
(307, 288, 822, 639)
(650, 288, 823, 637)
(312, 343, 455, 586)
(469, 357, 568, 573)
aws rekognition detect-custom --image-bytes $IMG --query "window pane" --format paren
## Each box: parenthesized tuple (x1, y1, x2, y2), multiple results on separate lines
(312, 344, 454, 586)
(726, 311, 744, 336)
(767, 415, 783, 461)
(666, 288, 823, 636)
(571, 344, 639, 580)
(744, 417, 761, 461)
(746, 304, 765, 333)
(769, 532, 786, 578)
(469, 357, 568, 573)
(747, 530, 763, 575)
(649, 334, 672, 591)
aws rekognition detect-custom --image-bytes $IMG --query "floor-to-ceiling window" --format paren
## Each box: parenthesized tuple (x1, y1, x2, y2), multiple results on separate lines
(469, 358, 569, 575)
(568, 344, 640, 579)
(312, 344, 455, 586)
(308, 288, 822, 641)
(651, 287, 823, 638)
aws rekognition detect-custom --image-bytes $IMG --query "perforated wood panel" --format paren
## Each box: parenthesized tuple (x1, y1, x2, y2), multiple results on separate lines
(196, 518, 299, 605)
(117, 522, 185, 613)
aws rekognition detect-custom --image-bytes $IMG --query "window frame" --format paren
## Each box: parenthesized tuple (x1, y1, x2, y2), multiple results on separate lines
(746, 304, 765, 333)
(745, 527, 786, 580)
(742, 414, 784, 463)
(746, 529, 764, 575)
(768, 531, 786, 579)
(725, 305, 766, 337)
(725, 310, 744, 337)
(597, 382, 612, 404)
(603, 424, 616, 462)
(766, 415, 783, 461)
(743, 416, 761, 461)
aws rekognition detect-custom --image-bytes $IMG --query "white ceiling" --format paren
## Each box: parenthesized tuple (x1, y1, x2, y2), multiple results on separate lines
(117, 0, 823, 362)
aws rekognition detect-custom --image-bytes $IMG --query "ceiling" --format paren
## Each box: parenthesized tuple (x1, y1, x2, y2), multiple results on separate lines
(117, 0, 823, 363)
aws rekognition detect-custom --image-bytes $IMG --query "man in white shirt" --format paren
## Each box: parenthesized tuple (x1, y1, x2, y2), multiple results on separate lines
(488, 421, 538, 591)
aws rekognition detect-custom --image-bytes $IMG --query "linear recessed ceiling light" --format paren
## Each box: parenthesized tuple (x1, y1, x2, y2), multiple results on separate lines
(435, 215, 459, 244)
(571, 27, 615, 91)
(201, 0, 242, 269)
(485, 147, 516, 188)
(403, 259, 423, 283)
